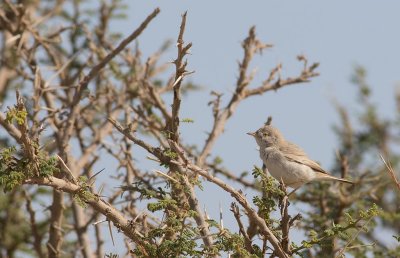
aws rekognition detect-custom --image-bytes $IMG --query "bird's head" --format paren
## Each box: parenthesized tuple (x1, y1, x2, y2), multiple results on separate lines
(247, 125, 283, 148)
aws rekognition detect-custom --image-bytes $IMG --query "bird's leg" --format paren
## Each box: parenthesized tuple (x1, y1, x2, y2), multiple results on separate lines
(279, 177, 288, 196)
(262, 164, 267, 174)
(288, 187, 299, 196)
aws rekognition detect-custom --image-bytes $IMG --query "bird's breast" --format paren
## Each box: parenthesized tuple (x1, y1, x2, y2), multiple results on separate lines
(260, 148, 316, 188)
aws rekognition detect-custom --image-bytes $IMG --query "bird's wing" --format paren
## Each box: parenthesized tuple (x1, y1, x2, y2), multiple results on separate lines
(280, 142, 328, 174)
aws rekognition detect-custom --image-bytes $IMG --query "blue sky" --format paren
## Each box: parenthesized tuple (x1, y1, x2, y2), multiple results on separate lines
(99, 1, 400, 254)
(119, 1, 398, 168)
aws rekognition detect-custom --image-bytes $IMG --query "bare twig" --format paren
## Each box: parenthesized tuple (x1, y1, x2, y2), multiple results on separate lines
(280, 195, 290, 254)
(24, 177, 148, 247)
(61, 8, 161, 149)
(380, 154, 400, 193)
(208, 162, 256, 189)
(167, 11, 192, 142)
(154, 169, 179, 183)
(71, 203, 93, 258)
(231, 203, 254, 254)
(24, 190, 44, 258)
(197, 27, 318, 166)
(0, 112, 22, 143)
(47, 190, 64, 258)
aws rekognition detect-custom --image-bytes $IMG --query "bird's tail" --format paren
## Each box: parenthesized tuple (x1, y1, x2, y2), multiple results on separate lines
(333, 177, 354, 185)
(317, 174, 354, 185)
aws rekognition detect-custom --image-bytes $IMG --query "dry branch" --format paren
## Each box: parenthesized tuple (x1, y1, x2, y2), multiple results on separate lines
(109, 117, 216, 249)
(180, 162, 289, 258)
(61, 7, 161, 148)
(24, 177, 147, 247)
(197, 27, 319, 166)
(109, 118, 289, 257)
(380, 154, 400, 193)
(231, 203, 254, 253)
(167, 11, 193, 142)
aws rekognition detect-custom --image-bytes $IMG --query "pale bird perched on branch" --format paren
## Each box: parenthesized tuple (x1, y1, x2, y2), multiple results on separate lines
(248, 125, 353, 193)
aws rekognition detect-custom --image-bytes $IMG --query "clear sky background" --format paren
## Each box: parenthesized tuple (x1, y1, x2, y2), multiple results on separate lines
(118, 1, 399, 168)
(99, 1, 400, 254)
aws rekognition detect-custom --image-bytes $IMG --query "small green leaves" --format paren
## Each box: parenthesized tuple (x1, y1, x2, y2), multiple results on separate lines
(181, 118, 194, 123)
(73, 176, 96, 208)
(359, 203, 380, 219)
(251, 165, 263, 178)
(344, 212, 355, 224)
(0, 147, 59, 192)
(159, 148, 178, 168)
(73, 189, 95, 208)
(38, 155, 59, 178)
(252, 166, 285, 197)
(294, 203, 381, 255)
(0, 146, 16, 161)
(122, 181, 166, 199)
(309, 230, 318, 242)
(5, 107, 27, 125)
(213, 156, 223, 165)
(301, 240, 313, 249)
(147, 198, 177, 212)
(77, 176, 86, 184)
(214, 233, 255, 257)
(0, 170, 25, 192)
(163, 149, 178, 159)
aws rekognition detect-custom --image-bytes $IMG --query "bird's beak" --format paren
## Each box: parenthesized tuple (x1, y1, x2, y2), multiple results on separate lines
(247, 132, 256, 137)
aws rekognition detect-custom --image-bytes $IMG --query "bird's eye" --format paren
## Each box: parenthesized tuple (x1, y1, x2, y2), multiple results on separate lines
(263, 132, 268, 137)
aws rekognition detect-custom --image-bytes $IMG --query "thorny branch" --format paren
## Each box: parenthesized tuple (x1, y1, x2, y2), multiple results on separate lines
(0, 4, 312, 256)
(197, 27, 319, 166)
(167, 11, 193, 142)
(23, 177, 148, 247)
(279, 188, 290, 254)
(231, 203, 254, 254)
(1, 2, 162, 257)
(109, 120, 289, 258)
(61, 7, 161, 150)
(2, 2, 389, 258)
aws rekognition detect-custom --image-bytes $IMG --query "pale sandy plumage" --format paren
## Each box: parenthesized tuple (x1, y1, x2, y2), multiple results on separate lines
(248, 125, 353, 189)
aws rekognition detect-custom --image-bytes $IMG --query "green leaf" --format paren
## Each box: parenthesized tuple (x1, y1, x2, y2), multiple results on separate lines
(181, 118, 194, 123)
